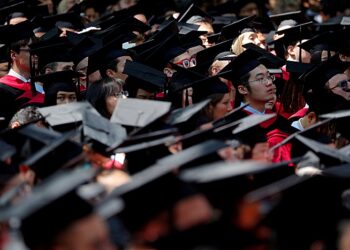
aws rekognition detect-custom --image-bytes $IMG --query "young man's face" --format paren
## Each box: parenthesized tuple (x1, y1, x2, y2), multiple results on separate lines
(13, 45, 31, 73)
(240, 64, 276, 103)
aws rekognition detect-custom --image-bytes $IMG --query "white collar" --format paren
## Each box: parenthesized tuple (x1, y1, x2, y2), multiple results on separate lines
(240, 102, 265, 115)
(291, 118, 304, 131)
(8, 69, 30, 83)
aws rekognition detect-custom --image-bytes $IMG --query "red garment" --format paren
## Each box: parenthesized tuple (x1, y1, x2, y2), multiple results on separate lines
(242, 107, 293, 163)
(17, 91, 45, 108)
(0, 75, 31, 91)
(267, 128, 292, 163)
(289, 107, 308, 121)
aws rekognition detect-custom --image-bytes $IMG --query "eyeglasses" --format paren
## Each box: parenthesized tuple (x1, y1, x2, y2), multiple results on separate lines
(329, 79, 350, 92)
(247, 75, 276, 85)
(113, 91, 129, 99)
(175, 56, 197, 68)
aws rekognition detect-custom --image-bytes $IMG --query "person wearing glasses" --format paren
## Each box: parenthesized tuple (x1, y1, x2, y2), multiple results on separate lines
(0, 22, 36, 129)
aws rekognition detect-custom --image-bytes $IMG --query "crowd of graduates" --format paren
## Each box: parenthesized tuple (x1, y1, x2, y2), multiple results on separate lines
(1, 0, 350, 249)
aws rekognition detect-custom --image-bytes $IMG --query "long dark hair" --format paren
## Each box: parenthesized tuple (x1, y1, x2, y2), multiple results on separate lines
(86, 77, 123, 118)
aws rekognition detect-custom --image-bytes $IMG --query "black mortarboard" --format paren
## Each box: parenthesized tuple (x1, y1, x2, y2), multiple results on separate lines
(38, 101, 98, 127)
(220, 48, 266, 84)
(293, 134, 350, 167)
(122, 60, 167, 94)
(157, 139, 228, 169)
(177, 3, 214, 23)
(180, 159, 293, 184)
(114, 135, 176, 174)
(192, 38, 234, 74)
(34, 70, 81, 94)
(110, 98, 171, 128)
(106, 162, 191, 232)
(1, 168, 96, 249)
(29, 41, 73, 71)
(37, 12, 85, 31)
(252, 15, 276, 34)
(275, 21, 314, 45)
(300, 54, 350, 92)
(0, 0, 49, 24)
(67, 32, 103, 65)
(285, 61, 314, 75)
(144, 33, 187, 70)
(327, 28, 350, 55)
(242, 43, 285, 67)
(219, 15, 256, 41)
(297, 30, 337, 54)
(83, 110, 127, 155)
(269, 11, 308, 28)
(166, 99, 211, 125)
(0, 20, 34, 44)
(212, 15, 237, 33)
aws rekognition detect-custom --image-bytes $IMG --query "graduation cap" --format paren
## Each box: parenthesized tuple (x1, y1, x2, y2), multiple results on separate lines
(82, 110, 127, 155)
(38, 101, 99, 127)
(143, 33, 188, 70)
(29, 41, 73, 71)
(269, 11, 308, 28)
(0, 20, 34, 45)
(36, 12, 85, 32)
(166, 99, 211, 125)
(114, 135, 176, 174)
(275, 21, 314, 44)
(67, 32, 103, 65)
(110, 98, 171, 128)
(105, 161, 193, 232)
(0, 168, 97, 249)
(33, 70, 82, 106)
(219, 48, 271, 84)
(212, 15, 237, 33)
(157, 139, 228, 169)
(219, 15, 256, 41)
(0, 0, 49, 24)
(242, 43, 285, 67)
(177, 3, 214, 23)
(180, 159, 293, 184)
(122, 60, 167, 96)
(192, 38, 234, 74)
(293, 134, 350, 167)
(300, 54, 350, 92)
(297, 30, 337, 54)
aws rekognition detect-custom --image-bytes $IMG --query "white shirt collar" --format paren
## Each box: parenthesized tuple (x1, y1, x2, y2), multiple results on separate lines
(291, 118, 304, 131)
(240, 102, 265, 115)
(8, 69, 30, 83)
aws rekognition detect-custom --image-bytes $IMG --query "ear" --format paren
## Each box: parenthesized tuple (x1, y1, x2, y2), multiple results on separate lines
(237, 85, 248, 95)
(105, 69, 116, 78)
(210, 66, 219, 76)
(10, 50, 17, 62)
(10, 121, 21, 129)
(306, 111, 317, 125)
(163, 67, 174, 78)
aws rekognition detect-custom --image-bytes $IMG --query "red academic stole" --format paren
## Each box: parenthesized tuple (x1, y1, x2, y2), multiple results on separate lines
(0, 75, 31, 91)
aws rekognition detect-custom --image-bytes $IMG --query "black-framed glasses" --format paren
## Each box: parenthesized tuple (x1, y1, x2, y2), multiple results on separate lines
(329, 79, 350, 92)
(247, 75, 276, 85)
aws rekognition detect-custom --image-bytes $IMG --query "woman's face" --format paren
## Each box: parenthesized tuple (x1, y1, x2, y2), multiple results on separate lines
(56, 91, 77, 105)
(212, 93, 233, 120)
(242, 32, 266, 49)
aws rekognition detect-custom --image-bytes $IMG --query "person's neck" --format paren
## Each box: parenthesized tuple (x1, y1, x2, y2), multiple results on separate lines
(245, 99, 266, 113)
(11, 65, 30, 80)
